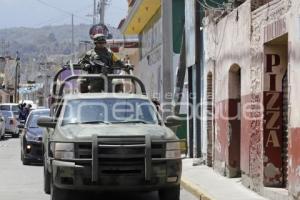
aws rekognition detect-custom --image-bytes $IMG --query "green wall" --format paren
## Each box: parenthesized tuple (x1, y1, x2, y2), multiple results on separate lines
(172, 0, 185, 54)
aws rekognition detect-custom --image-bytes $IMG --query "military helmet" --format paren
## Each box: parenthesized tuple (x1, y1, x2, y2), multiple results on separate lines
(93, 33, 107, 44)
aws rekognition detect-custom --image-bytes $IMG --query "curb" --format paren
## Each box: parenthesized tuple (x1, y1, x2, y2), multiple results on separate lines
(181, 177, 216, 200)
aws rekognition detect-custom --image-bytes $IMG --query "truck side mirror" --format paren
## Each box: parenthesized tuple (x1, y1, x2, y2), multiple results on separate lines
(165, 115, 181, 127)
(37, 117, 56, 129)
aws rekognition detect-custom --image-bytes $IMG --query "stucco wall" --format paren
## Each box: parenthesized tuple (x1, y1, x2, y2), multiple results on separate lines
(250, 0, 292, 193)
(285, 0, 300, 199)
(204, 0, 252, 177)
(204, 0, 300, 197)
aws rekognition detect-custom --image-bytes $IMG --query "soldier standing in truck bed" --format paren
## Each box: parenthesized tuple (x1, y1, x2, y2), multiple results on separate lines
(79, 34, 129, 92)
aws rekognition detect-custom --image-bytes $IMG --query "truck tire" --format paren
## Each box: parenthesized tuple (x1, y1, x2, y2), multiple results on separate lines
(44, 162, 50, 194)
(0, 128, 4, 140)
(12, 133, 19, 138)
(21, 152, 30, 165)
(159, 185, 180, 200)
(22, 157, 30, 165)
(50, 182, 68, 200)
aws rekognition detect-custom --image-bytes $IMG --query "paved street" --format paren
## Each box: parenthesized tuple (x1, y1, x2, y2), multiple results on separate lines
(0, 137, 196, 200)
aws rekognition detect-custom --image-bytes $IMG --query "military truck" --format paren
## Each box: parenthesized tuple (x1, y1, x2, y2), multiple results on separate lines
(38, 64, 186, 200)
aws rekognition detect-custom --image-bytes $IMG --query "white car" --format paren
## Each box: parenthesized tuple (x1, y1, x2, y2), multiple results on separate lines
(0, 103, 20, 120)
(1, 111, 19, 138)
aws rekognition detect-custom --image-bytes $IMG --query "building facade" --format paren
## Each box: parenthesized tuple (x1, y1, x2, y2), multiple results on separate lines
(202, 0, 300, 199)
(121, 0, 185, 115)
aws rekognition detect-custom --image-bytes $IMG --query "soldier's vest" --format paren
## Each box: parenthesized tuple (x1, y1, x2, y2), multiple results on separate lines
(90, 49, 113, 65)
(88, 48, 114, 74)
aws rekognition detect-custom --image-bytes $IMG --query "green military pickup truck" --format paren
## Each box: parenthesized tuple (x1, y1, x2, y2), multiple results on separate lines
(38, 66, 186, 200)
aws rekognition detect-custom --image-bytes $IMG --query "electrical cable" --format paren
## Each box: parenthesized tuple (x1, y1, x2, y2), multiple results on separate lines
(198, 0, 226, 10)
(34, 14, 69, 27)
(32, 0, 92, 22)
(205, 0, 225, 7)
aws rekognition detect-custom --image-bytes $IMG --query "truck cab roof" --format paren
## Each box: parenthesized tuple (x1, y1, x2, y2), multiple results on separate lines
(62, 93, 151, 101)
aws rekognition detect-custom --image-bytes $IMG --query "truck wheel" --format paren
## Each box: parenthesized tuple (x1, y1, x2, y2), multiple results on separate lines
(21, 152, 30, 165)
(50, 182, 68, 200)
(44, 162, 50, 194)
(159, 185, 180, 200)
(12, 133, 19, 138)
(0, 128, 4, 140)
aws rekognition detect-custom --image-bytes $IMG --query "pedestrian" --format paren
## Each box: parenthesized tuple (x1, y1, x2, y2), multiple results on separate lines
(18, 103, 27, 122)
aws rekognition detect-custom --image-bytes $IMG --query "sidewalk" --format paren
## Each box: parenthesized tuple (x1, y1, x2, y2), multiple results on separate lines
(181, 159, 268, 200)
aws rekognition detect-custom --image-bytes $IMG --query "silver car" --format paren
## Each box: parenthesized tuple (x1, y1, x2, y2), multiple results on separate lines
(1, 111, 19, 138)
(0, 113, 5, 140)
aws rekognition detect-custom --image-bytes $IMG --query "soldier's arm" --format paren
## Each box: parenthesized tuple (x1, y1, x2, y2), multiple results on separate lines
(79, 51, 92, 65)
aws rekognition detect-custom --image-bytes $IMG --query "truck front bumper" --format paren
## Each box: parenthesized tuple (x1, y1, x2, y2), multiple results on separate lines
(52, 159, 182, 192)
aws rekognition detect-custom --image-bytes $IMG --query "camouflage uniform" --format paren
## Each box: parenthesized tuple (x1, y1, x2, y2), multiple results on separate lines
(80, 47, 120, 73)
(80, 47, 121, 92)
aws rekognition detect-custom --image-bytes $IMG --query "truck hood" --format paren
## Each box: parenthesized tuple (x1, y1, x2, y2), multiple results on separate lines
(54, 124, 177, 141)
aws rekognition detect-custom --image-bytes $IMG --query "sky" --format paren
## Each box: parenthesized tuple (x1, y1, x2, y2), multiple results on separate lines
(0, 0, 128, 29)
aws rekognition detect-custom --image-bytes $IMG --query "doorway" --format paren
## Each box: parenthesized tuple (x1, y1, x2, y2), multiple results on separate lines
(228, 64, 241, 178)
(263, 34, 288, 187)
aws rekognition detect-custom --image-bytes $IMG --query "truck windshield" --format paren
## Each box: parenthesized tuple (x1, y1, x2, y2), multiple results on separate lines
(62, 98, 159, 125)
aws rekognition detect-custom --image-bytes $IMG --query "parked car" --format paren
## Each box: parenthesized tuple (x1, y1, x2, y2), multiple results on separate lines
(1, 111, 19, 138)
(0, 103, 20, 120)
(20, 109, 50, 165)
(0, 113, 5, 140)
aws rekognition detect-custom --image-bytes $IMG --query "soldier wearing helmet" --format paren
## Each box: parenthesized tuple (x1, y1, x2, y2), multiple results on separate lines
(79, 33, 129, 92)
(80, 33, 121, 72)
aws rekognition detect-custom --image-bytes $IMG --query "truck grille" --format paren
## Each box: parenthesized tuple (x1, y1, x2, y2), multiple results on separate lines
(75, 137, 164, 176)
(76, 141, 164, 159)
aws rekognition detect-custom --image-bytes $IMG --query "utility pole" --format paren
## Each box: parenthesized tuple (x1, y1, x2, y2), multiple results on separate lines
(161, 0, 174, 119)
(71, 14, 75, 60)
(93, 0, 97, 24)
(195, 0, 202, 159)
(98, 0, 108, 24)
(15, 52, 20, 103)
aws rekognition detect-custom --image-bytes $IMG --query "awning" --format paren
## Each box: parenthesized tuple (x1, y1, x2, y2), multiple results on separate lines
(121, 0, 161, 35)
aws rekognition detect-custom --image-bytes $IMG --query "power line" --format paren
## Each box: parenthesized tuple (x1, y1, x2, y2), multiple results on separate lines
(34, 14, 68, 27)
(196, 0, 226, 11)
(205, 0, 226, 7)
(32, 0, 91, 22)
(34, 4, 94, 27)
(34, 0, 72, 15)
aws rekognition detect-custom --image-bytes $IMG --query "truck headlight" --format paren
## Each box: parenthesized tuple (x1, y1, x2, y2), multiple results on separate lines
(54, 143, 74, 160)
(165, 142, 181, 159)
